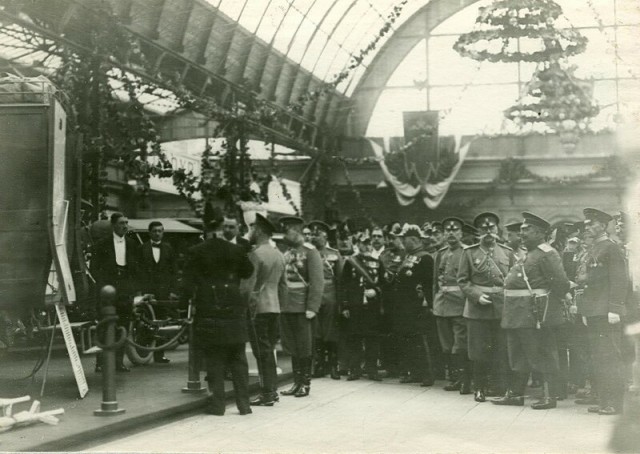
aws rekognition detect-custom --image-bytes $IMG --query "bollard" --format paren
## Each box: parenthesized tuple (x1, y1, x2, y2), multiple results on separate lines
(94, 285, 126, 416)
(182, 303, 206, 393)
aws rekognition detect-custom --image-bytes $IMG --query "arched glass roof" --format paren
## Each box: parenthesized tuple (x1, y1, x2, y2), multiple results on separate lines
(209, 0, 433, 95)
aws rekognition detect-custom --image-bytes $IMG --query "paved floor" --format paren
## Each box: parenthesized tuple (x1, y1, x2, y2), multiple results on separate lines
(88, 378, 616, 453)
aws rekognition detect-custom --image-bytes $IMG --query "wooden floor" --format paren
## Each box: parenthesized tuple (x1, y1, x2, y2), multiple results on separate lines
(88, 378, 615, 453)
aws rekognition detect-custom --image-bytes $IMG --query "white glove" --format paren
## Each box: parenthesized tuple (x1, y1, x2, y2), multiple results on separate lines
(342, 310, 350, 319)
(569, 305, 578, 315)
(478, 294, 492, 305)
(364, 288, 377, 299)
(305, 310, 316, 320)
(608, 312, 621, 324)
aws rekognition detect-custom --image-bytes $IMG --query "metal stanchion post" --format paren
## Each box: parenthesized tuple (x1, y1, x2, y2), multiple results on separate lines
(182, 302, 206, 393)
(95, 285, 126, 416)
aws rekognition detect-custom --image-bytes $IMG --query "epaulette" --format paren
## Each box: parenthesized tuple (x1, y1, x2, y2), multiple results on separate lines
(326, 246, 338, 252)
(463, 243, 480, 249)
(537, 243, 554, 253)
(303, 242, 316, 250)
(437, 246, 448, 253)
(498, 243, 513, 251)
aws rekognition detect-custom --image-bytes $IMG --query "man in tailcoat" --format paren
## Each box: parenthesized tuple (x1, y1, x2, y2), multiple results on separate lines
(575, 208, 628, 415)
(458, 212, 515, 402)
(138, 221, 178, 364)
(493, 212, 570, 410)
(185, 220, 254, 416)
(91, 212, 140, 372)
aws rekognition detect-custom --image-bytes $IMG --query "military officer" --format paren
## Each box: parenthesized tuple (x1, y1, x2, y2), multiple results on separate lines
(393, 224, 435, 387)
(341, 232, 384, 381)
(493, 212, 570, 410)
(308, 220, 343, 380)
(458, 212, 515, 402)
(504, 222, 527, 261)
(575, 208, 628, 415)
(379, 223, 406, 378)
(279, 216, 325, 398)
(462, 223, 479, 246)
(430, 221, 445, 252)
(433, 217, 470, 394)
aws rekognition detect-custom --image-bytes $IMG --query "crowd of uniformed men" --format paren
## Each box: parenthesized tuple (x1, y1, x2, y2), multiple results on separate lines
(95, 207, 635, 417)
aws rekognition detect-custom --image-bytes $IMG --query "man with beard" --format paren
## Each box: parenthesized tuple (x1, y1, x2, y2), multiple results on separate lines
(430, 221, 445, 252)
(379, 223, 405, 378)
(494, 212, 570, 410)
(279, 216, 324, 398)
(393, 224, 435, 387)
(308, 220, 343, 380)
(341, 232, 384, 381)
(504, 222, 526, 261)
(433, 217, 470, 394)
(246, 214, 286, 407)
(458, 212, 515, 402)
(575, 208, 628, 415)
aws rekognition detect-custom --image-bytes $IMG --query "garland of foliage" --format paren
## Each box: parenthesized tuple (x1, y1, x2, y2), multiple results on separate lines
(453, 0, 588, 63)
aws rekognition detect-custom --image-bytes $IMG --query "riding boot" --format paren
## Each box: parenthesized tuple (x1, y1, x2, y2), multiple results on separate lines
(312, 340, 326, 378)
(328, 344, 340, 380)
(295, 357, 311, 397)
(460, 355, 473, 395)
(281, 357, 302, 396)
(444, 353, 462, 391)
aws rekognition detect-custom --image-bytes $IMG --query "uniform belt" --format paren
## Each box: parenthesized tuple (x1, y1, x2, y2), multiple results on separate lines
(475, 285, 503, 293)
(504, 288, 548, 297)
(324, 280, 335, 285)
(287, 282, 308, 289)
(440, 285, 461, 293)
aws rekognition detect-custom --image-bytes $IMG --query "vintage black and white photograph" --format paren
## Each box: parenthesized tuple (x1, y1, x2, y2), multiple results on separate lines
(0, 0, 639, 452)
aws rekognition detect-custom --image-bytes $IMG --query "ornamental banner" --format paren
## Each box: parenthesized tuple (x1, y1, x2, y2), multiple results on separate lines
(368, 135, 471, 209)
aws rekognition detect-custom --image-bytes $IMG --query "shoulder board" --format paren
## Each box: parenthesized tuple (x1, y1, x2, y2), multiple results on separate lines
(437, 246, 448, 253)
(498, 243, 513, 251)
(303, 242, 316, 250)
(537, 243, 554, 253)
(326, 246, 338, 252)
(463, 243, 480, 250)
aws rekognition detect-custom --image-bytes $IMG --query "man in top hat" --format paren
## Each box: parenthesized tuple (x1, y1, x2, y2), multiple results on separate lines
(245, 214, 287, 407)
(433, 217, 470, 393)
(458, 212, 515, 402)
(378, 223, 406, 378)
(308, 220, 343, 380)
(391, 224, 436, 386)
(278, 216, 324, 398)
(575, 208, 628, 415)
(341, 229, 385, 381)
(493, 212, 570, 410)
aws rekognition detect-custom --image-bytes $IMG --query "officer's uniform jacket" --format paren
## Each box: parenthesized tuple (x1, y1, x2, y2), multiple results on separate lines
(318, 246, 343, 307)
(392, 248, 434, 335)
(281, 242, 324, 314)
(433, 245, 465, 317)
(185, 237, 254, 345)
(341, 252, 383, 334)
(458, 242, 515, 320)
(380, 248, 405, 283)
(245, 242, 287, 315)
(502, 242, 570, 329)
(576, 235, 627, 317)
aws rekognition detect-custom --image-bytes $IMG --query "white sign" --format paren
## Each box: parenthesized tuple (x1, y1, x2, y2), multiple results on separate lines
(55, 302, 89, 398)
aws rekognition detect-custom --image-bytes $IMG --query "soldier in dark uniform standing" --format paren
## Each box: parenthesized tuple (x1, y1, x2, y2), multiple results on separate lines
(341, 233, 384, 381)
(309, 220, 343, 380)
(185, 220, 254, 416)
(458, 212, 515, 402)
(493, 212, 570, 410)
(379, 223, 405, 378)
(576, 208, 628, 415)
(393, 224, 435, 387)
(279, 216, 324, 398)
(433, 217, 471, 394)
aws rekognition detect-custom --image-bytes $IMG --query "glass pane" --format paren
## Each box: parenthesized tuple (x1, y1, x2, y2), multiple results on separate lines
(430, 84, 520, 135)
(428, 35, 519, 86)
(556, 0, 615, 28)
(616, 26, 640, 79)
(570, 28, 618, 79)
(272, 7, 304, 53)
(615, 0, 640, 25)
(285, 0, 319, 62)
(618, 79, 640, 112)
(301, 33, 329, 69)
(366, 88, 429, 137)
(593, 79, 618, 109)
(324, 51, 352, 81)
(330, 1, 371, 45)
(237, 0, 270, 33)
(255, 0, 291, 43)
(217, 0, 248, 21)
(431, 0, 493, 35)
(388, 40, 427, 86)
(344, 65, 367, 96)
(314, 41, 344, 76)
